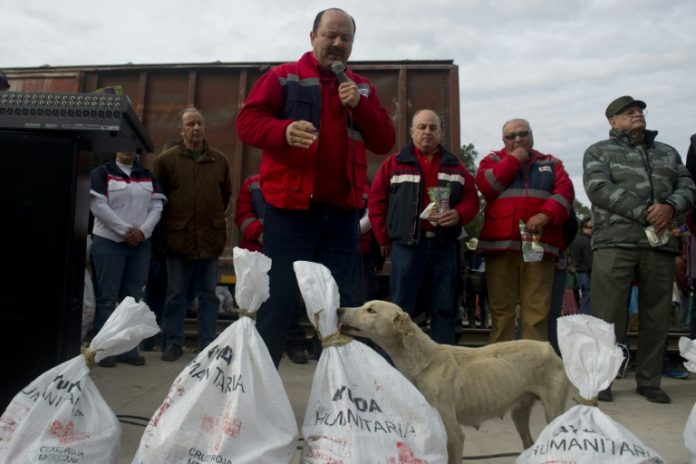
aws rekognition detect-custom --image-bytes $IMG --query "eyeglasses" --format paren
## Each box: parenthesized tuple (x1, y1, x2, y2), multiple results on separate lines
(503, 131, 531, 141)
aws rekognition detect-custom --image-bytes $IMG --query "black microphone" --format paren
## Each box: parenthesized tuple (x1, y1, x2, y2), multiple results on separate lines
(331, 61, 348, 84)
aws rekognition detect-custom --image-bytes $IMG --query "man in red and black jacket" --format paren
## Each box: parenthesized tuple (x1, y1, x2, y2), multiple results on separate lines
(236, 8, 395, 366)
(369, 109, 479, 344)
(476, 118, 574, 343)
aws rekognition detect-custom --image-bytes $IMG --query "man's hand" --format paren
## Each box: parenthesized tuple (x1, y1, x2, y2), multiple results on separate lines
(437, 209, 461, 228)
(124, 227, 145, 248)
(526, 213, 549, 235)
(380, 243, 391, 258)
(647, 203, 674, 234)
(285, 120, 318, 149)
(338, 81, 360, 109)
(510, 146, 530, 164)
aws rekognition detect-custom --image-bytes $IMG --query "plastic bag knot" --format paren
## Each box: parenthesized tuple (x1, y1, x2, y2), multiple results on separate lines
(82, 347, 98, 364)
(573, 396, 598, 407)
(237, 308, 257, 320)
(322, 332, 353, 347)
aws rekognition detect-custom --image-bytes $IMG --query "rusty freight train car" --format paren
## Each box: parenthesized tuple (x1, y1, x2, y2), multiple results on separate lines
(2, 60, 460, 262)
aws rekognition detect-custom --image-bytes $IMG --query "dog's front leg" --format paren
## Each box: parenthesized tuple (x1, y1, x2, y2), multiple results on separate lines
(439, 410, 463, 464)
(511, 399, 534, 449)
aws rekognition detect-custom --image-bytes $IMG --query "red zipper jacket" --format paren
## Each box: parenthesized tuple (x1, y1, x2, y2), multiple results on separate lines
(369, 143, 479, 246)
(476, 148, 574, 257)
(236, 52, 395, 210)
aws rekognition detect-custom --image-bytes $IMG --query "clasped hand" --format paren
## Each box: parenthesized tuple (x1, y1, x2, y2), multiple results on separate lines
(124, 227, 144, 248)
(646, 203, 674, 234)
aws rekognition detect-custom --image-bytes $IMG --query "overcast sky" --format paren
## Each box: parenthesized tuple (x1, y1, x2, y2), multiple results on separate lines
(3, 0, 696, 207)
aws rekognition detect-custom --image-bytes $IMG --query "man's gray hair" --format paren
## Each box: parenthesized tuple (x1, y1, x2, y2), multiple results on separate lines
(177, 107, 203, 127)
(502, 118, 531, 132)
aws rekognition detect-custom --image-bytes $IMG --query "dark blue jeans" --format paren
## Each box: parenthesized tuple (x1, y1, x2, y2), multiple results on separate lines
(91, 235, 151, 359)
(91, 235, 151, 332)
(258, 203, 358, 366)
(389, 238, 458, 345)
(162, 256, 219, 350)
(577, 272, 591, 315)
(141, 257, 167, 351)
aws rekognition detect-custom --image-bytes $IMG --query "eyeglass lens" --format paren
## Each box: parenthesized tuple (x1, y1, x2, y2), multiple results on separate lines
(504, 131, 530, 140)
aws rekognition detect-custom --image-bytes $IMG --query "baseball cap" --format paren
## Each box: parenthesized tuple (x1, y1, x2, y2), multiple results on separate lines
(605, 95, 646, 118)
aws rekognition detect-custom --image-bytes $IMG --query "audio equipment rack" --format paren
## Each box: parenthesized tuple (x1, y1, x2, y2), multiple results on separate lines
(0, 91, 153, 153)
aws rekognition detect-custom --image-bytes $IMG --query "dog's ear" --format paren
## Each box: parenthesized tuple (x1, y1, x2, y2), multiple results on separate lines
(393, 312, 415, 337)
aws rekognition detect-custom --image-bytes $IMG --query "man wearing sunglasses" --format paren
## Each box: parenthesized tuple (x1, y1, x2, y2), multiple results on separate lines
(584, 96, 695, 404)
(476, 119, 574, 344)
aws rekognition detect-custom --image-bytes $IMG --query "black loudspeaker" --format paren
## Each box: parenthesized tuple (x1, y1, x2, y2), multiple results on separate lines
(0, 130, 90, 412)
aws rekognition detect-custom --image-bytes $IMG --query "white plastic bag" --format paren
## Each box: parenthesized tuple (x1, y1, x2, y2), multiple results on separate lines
(517, 315, 665, 464)
(0, 297, 159, 464)
(293, 260, 448, 463)
(133, 247, 297, 464)
(679, 336, 696, 461)
(419, 201, 438, 226)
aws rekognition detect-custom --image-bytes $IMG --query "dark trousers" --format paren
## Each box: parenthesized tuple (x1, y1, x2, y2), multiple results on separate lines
(591, 247, 674, 387)
(355, 250, 379, 305)
(91, 236, 151, 332)
(576, 271, 592, 314)
(389, 238, 459, 345)
(285, 306, 306, 351)
(465, 272, 488, 329)
(91, 235, 151, 359)
(548, 266, 567, 356)
(163, 256, 219, 350)
(142, 257, 167, 350)
(258, 203, 359, 366)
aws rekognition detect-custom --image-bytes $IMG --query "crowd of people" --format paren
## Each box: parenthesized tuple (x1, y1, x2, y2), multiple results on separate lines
(6, 8, 694, 406)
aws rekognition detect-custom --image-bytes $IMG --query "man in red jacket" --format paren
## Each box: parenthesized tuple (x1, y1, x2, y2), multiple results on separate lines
(369, 109, 479, 344)
(236, 8, 395, 366)
(476, 118, 574, 343)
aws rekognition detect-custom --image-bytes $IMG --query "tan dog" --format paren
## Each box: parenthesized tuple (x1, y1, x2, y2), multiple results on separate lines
(338, 300, 569, 464)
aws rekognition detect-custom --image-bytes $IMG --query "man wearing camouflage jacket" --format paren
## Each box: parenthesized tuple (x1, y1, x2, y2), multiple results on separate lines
(583, 95, 695, 404)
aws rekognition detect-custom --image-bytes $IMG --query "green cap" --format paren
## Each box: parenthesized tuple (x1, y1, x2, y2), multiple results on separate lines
(605, 95, 646, 118)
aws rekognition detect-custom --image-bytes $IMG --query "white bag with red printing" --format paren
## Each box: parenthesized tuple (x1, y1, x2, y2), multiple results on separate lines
(679, 336, 696, 461)
(132, 247, 297, 464)
(293, 260, 448, 463)
(0, 297, 159, 464)
(516, 315, 665, 464)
